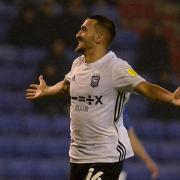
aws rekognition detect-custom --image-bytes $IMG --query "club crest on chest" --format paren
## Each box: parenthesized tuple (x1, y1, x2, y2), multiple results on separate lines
(90, 74, 100, 88)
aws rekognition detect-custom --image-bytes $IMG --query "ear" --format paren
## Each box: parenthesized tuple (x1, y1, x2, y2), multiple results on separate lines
(95, 33, 104, 44)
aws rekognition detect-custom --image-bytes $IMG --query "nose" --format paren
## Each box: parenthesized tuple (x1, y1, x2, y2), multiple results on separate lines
(76, 30, 81, 39)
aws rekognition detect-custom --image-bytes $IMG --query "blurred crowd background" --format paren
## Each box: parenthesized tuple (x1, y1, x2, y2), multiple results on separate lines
(0, 0, 179, 179)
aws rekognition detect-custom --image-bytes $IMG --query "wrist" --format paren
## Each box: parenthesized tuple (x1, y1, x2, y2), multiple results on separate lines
(43, 86, 50, 97)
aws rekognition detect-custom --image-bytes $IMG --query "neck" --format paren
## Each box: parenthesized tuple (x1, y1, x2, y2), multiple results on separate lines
(84, 47, 107, 63)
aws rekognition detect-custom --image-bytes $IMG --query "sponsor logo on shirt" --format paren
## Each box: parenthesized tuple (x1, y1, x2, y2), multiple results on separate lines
(75, 105, 89, 112)
(71, 95, 103, 105)
(71, 95, 103, 112)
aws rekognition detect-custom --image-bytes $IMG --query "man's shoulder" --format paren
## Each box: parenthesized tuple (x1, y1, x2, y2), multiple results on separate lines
(111, 56, 130, 69)
(72, 55, 84, 67)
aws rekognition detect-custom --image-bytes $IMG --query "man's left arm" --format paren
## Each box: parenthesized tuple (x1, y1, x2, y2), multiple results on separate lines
(134, 81, 180, 107)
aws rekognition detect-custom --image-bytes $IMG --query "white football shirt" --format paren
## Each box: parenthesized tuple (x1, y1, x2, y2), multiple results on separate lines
(65, 51, 145, 163)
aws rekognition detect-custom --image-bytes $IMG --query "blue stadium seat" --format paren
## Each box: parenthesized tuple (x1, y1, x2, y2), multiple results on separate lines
(44, 138, 69, 157)
(124, 162, 180, 180)
(3, 159, 35, 178)
(167, 121, 180, 139)
(0, 2, 17, 21)
(133, 119, 165, 139)
(0, 91, 32, 113)
(0, 23, 10, 43)
(0, 159, 6, 177)
(65, 48, 77, 61)
(33, 158, 69, 179)
(142, 140, 180, 162)
(0, 45, 19, 66)
(19, 47, 47, 67)
(158, 163, 180, 180)
(14, 137, 46, 157)
(90, 3, 119, 25)
(2, 158, 69, 179)
(23, 115, 51, 135)
(51, 115, 70, 136)
(157, 142, 180, 162)
(0, 115, 24, 134)
(112, 30, 140, 50)
(0, 137, 17, 157)
(125, 95, 150, 119)
(114, 49, 137, 66)
(124, 162, 150, 180)
(0, 67, 33, 88)
(14, 137, 69, 158)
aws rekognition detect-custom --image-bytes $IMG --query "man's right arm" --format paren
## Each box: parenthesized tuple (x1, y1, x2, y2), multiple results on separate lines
(47, 79, 70, 97)
(26, 75, 70, 100)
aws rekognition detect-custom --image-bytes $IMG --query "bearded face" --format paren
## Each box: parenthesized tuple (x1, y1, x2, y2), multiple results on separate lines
(75, 36, 86, 53)
(75, 19, 99, 54)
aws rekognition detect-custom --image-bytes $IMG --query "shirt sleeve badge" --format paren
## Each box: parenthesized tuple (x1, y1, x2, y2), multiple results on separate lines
(127, 68, 138, 77)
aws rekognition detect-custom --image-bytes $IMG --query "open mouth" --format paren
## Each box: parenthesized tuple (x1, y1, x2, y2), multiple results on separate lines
(77, 37, 83, 44)
(78, 41, 83, 46)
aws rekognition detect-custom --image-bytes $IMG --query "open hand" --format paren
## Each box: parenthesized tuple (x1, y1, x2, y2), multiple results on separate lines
(26, 75, 48, 100)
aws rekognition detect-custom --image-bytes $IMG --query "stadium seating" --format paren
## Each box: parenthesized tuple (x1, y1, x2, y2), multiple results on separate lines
(133, 119, 166, 139)
(0, 23, 10, 43)
(0, 45, 18, 66)
(0, 1, 179, 179)
(124, 161, 180, 180)
(167, 121, 180, 139)
(0, 2, 17, 21)
(1, 158, 69, 180)
(19, 47, 47, 67)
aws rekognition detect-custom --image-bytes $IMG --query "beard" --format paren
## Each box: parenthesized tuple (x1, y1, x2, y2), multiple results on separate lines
(75, 37, 86, 53)
(75, 45, 86, 53)
(75, 41, 87, 53)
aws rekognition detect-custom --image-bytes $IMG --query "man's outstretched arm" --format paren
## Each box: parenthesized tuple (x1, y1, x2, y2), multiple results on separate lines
(26, 75, 70, 100)
(135, 81, 180, 107)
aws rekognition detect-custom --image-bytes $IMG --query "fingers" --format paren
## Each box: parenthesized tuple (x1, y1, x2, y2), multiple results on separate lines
(26, 93, 35, 97)
(26, 89, 36, 93)
(39, 75, 43, 81)
(150, 166, 159, 180)
(26, 95, 36, 100)
(26, 76, 44, 100)
(151, 171, 158, 180)
(39, 75, 45, 85)
(26, 86, 37, 100)
(30, 84, 39, 88)
(151, 173, 158, 180)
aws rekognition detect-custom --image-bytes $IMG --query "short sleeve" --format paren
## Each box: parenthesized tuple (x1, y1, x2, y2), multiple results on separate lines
(64, 57, 81, 82)
(65, 69, 72, 82)
(112, 60, 145, 92)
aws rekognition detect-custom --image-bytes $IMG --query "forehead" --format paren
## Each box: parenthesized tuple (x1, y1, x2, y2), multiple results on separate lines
(81, 19, 97, 29)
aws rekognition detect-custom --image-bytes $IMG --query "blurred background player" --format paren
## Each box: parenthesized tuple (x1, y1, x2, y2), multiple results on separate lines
(119, 108, 159, 180)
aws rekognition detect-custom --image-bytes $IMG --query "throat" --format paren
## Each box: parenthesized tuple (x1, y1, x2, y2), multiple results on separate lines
(84, 49, 107, 63)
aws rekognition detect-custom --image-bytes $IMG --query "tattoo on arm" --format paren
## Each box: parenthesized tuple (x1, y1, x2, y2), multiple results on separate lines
(59, 79, 70, 96)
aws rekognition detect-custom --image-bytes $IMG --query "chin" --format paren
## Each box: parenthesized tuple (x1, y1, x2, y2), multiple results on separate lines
(75, 46, 85, 53)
